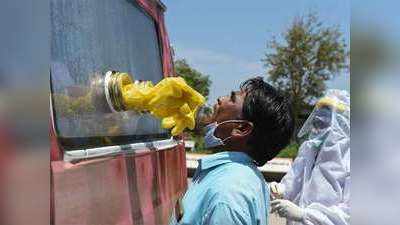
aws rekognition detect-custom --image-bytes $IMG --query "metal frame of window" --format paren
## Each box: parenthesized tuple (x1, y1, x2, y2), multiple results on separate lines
(64, 137, 181, 162)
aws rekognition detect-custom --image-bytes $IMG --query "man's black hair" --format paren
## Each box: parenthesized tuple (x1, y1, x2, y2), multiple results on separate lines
(240, 77, 294, 166)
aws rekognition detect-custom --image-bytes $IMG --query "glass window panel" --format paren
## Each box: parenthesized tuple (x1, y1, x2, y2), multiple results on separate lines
(51, 0, 167, 149)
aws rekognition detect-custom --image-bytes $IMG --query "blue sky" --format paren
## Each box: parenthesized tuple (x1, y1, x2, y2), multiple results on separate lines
(163, 0, 350, 104)
(352, 0, 400, 41)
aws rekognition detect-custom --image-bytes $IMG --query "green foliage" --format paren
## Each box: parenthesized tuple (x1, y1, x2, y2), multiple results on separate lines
(276, 143, 300, 159)
(174, 59, 212, 100)
(262, 13, 349, 132)
(53, 93, 95, 117)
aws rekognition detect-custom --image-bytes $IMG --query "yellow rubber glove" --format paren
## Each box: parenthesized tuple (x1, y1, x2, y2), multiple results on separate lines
(119, 74, 205, 136)
(148, 77, 205, 111)
(160, 103, 198, 136)
(148, 77, 204, 136)
(120, 73, 155, 112)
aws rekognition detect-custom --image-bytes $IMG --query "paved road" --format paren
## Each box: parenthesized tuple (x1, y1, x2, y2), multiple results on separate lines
(187, 178, 286, 225)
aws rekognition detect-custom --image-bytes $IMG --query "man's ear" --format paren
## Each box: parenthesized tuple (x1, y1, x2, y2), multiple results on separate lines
(231, 122, 253, 137)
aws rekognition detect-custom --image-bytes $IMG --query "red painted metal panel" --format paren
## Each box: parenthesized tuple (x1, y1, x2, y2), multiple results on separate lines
(52, 145, 187, 225)
(52, 156, 133, 225)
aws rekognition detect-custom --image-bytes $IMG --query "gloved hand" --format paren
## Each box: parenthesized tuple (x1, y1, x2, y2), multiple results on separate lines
(120, 75, 205, 136)
(271, 199, 305, 222)
(147, 77, 205, 136)
(160, 103, 198, 136)
(269, 182, 285, 200)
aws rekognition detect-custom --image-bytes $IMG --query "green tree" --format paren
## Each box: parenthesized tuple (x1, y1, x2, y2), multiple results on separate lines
(262, 13, 349, 131)
(174, 59, 212, 100)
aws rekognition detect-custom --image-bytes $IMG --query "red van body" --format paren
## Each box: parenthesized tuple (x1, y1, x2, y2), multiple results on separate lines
(50, 1, 187, 224)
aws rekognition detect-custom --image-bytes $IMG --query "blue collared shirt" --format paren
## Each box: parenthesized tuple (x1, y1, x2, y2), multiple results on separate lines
(175, 151, 269, 225)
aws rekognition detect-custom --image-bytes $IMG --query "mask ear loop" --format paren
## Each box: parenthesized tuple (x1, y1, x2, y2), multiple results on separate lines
(218, 120, 253, 145)
(221, 136, 232, 145)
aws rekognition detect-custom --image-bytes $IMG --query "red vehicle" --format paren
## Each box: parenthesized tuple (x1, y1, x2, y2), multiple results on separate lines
(50, 0, 186, 224)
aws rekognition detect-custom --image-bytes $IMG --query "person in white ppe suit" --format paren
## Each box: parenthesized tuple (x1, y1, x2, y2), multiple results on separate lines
(270, 89, 350, 225)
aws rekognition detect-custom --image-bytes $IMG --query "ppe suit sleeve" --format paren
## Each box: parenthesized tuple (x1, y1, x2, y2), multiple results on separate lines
(280, 157, 305, 200)
(280, 143, 313, 201)
(302, 175, 350, 225)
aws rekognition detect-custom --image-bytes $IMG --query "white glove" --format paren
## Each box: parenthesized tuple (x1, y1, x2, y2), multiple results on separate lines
(271, 199, 305, 222)
(269, 182, 285, 200)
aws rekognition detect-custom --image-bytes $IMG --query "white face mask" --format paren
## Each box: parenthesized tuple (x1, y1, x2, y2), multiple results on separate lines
(203, 120, 248, 149)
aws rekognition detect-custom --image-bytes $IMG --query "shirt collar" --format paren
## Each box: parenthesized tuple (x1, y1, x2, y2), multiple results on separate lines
(198, 151, 254, 171)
